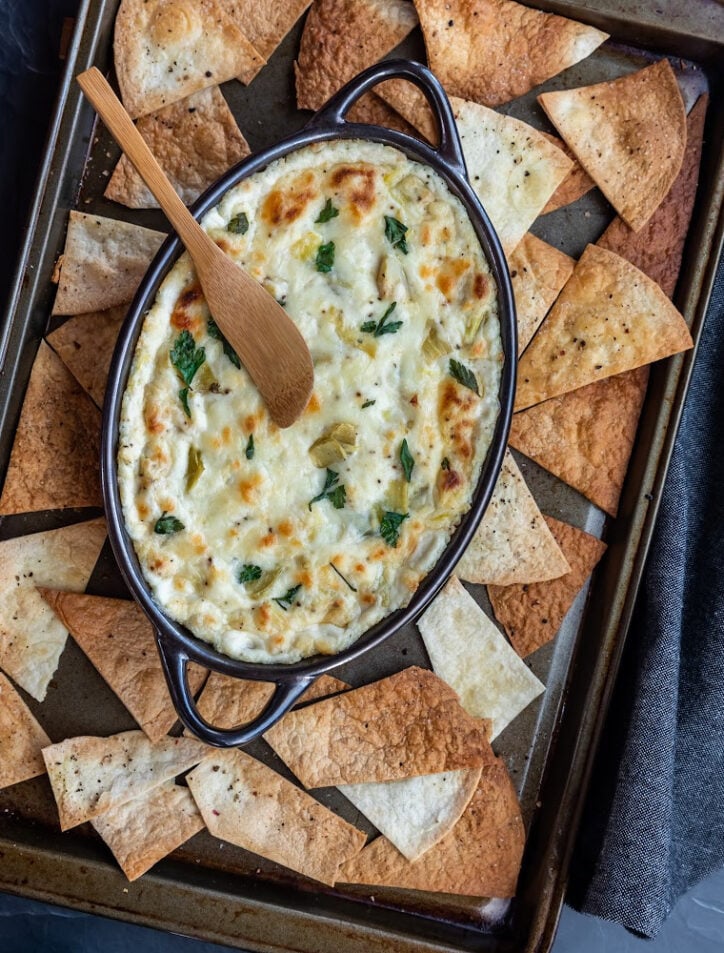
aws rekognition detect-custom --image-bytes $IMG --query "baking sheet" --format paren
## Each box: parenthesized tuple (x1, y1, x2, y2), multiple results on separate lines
(0, 2, 722, 951)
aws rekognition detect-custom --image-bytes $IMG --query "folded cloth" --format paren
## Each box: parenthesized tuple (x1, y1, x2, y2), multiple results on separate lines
(569, 262, 724, 937)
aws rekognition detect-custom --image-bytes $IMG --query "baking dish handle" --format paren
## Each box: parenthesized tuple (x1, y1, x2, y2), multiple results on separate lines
(155, 629, 315, 747)
(305, 58, 467, 181)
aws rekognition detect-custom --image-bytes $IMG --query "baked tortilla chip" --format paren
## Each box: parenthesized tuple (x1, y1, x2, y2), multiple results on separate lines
(417, 576, 544, 738)
(0, 672, 51, 790)
(265, 667, 489, 788)
(509, 367, 649, 516)
(216, 0, 312, 62)
(0, 519, 106, 701)
(377, 79, 438, 143)
(347, 92, 418, 136)
(105, 86, 250, 209)
(452, 97, 572, 255)
(538, 59, 686, 231)
(597, 94, 707, 298)
(46, 306, 125, 409)
(187, 748, 366, 885)
(295, 0, 418, 111)
(540, 132, 596, 214)
(52, 212, 165, 315)
(415, 0, 608, 107)
(0, 342, 102, 514)
(456, 450, 570, 586)
(38, 590, 206, 742)
(489, 516, 607, 657)
(509, 233, 575, 355)
(339, 756, 525, 897)
(114, 0, 265, 119)
(515, 244, 693, 411)
(42, 730, 209, 830)
(339, 767, 482, 862)
(92, 780, 204, 881)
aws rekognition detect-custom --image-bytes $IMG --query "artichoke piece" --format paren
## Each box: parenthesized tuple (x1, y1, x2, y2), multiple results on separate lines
(394, 173, 432, 204)
(465, 308, 488, 344)
(422, 323, 452, 362)
(388, 478, 409, 512)
(291, 232, 321, 262)
(309, 422, 357, 468)
(332, 308, 374, 356)
(245, 566, 282, 598)
(194, 362, 219, 393)
(185, 446, 205, 492)
(377, 254, 408, 301)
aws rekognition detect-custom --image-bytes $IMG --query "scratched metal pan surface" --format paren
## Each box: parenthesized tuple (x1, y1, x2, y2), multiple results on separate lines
(0, 1, 722, 952)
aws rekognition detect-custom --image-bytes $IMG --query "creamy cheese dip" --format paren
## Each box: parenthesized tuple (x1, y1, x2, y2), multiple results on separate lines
(118, 139, 502, 663)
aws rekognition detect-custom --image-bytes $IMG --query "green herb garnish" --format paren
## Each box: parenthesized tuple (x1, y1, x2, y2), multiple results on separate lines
(179, 387, 191, 418)
(170, 330, 205, 387)
(400, 439, 414, 483)
(227, 212, 249, 235)
(309, 468, 346, 510)
(315, 198, 339, 223)
(154, 513, 185, 535)
(441, 457, 450, 471)
(238, 564, 263, 584)
(315, 241, 335, 273)
(380, 510, 408, 547)
(361, 399, 376, 409)
(360, 301, 402, 337)
(245, 434, 255, 460)
(207, 316, 241, 369)
(384, 215, 409, 254)
(273, 584, 302, 610)
(329, 562, 357, 592)
(449, 358, 480, 395)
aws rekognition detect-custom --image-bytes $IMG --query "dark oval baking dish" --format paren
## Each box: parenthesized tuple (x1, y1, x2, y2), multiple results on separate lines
(101, 59, 517, 747)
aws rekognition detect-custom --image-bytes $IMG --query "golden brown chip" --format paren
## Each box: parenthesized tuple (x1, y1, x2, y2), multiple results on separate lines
(92, 781, 204, 881)
(508, 233, 575, 355)
(265, 667, 490, 788)
(51, 212, 166, 315)
(347, 92, 418, 136)
(114, 0, 265, 119)
(509, 367, 649, 516)
(488, 516, 607, 657)
(187, 748, 366, 885)
(216, 0, 312, 61)
(377, 79, 438, 143)
(538, 59, 687, 231)
(515, 244, 693, 411)
(0, 342, 102, 515)
(0, 672, 51, 790)
(38, 590, 206, 742)
(596, 94, 707, 297)
(105, 87, 250, 209)
(338, 756, 525, 897)
(540, 132, 596, 214)
(414, 0, 607, 107)
(46, 306, 126, 409)
(295, 0, 418, 111)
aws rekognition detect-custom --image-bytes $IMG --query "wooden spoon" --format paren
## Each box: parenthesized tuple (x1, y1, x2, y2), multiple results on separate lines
(76, 67, 314, 429)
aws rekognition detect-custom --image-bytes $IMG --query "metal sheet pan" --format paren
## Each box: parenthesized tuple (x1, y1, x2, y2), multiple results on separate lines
(0, 1, 722, 951)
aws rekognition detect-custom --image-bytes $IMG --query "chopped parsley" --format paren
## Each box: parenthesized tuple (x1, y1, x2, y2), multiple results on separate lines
(400, 439, 414, 482)
(361, 399, 376, 409)
(329, 562, 358, 592)
(384, 215, 409, 254)
(360, 301, 402, 337)
(178, 387, 191, 418)
(245, 434, 255, 460)
(315, 198, 339, 223)
(154, 513, 185, 535)
(170, 330, 205, 387)
(380, 510, 408, 547)
(309, 468, 346, 510)
(441, 456, 451, 471)
(207, 316, 241, 369)
(238, 563, 262, 584)
(315, 241, 335, 272)
(449, 358, 480, 395)
(227, 212, 249, 234)
(273, 584, 302, 610)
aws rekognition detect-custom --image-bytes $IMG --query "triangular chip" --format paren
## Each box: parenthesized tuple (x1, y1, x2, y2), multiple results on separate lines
(187, 749, 366, 885)
(0, 342, 102, 514)
(42, 730, 209, 830)
(295, 0, 418, 111)
(265, 667, 489, 788)
(540, 132, 596, 214)
(515, 244, 693, 411)
(52, 212, 166, 315)
(347, 92, 418, 136)
(452, 97, 573, 255)
(538, 59, 686, 231)
(509, 367, 649, 516)
(456, 450, 570, 586)
(597, 94, 707, 298)
(338, 756, 525, 897)
(0, 672, 51, 790)
(46, 306, 125, 409)
(508, 233, 575, 355)
(92, 780, 204, 881)
(377, 79, 438, 143)
(488, 516, 607, 657)
(339, 768, 482, 862)
(0, 519, 106, 701)
(104, 86, 250, 209)
(415, 0, 608, 107)
(417, 576, 544, 737)
(216, 0, 312, 61)
(38, 591, 207, 742)
(114, 0, 265, 119)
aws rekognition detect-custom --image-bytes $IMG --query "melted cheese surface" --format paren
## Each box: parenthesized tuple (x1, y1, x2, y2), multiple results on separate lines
(119, 140, 501, 663)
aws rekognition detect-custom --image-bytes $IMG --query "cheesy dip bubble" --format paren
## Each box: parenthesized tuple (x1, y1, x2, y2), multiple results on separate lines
(118, 140, 502, 664)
